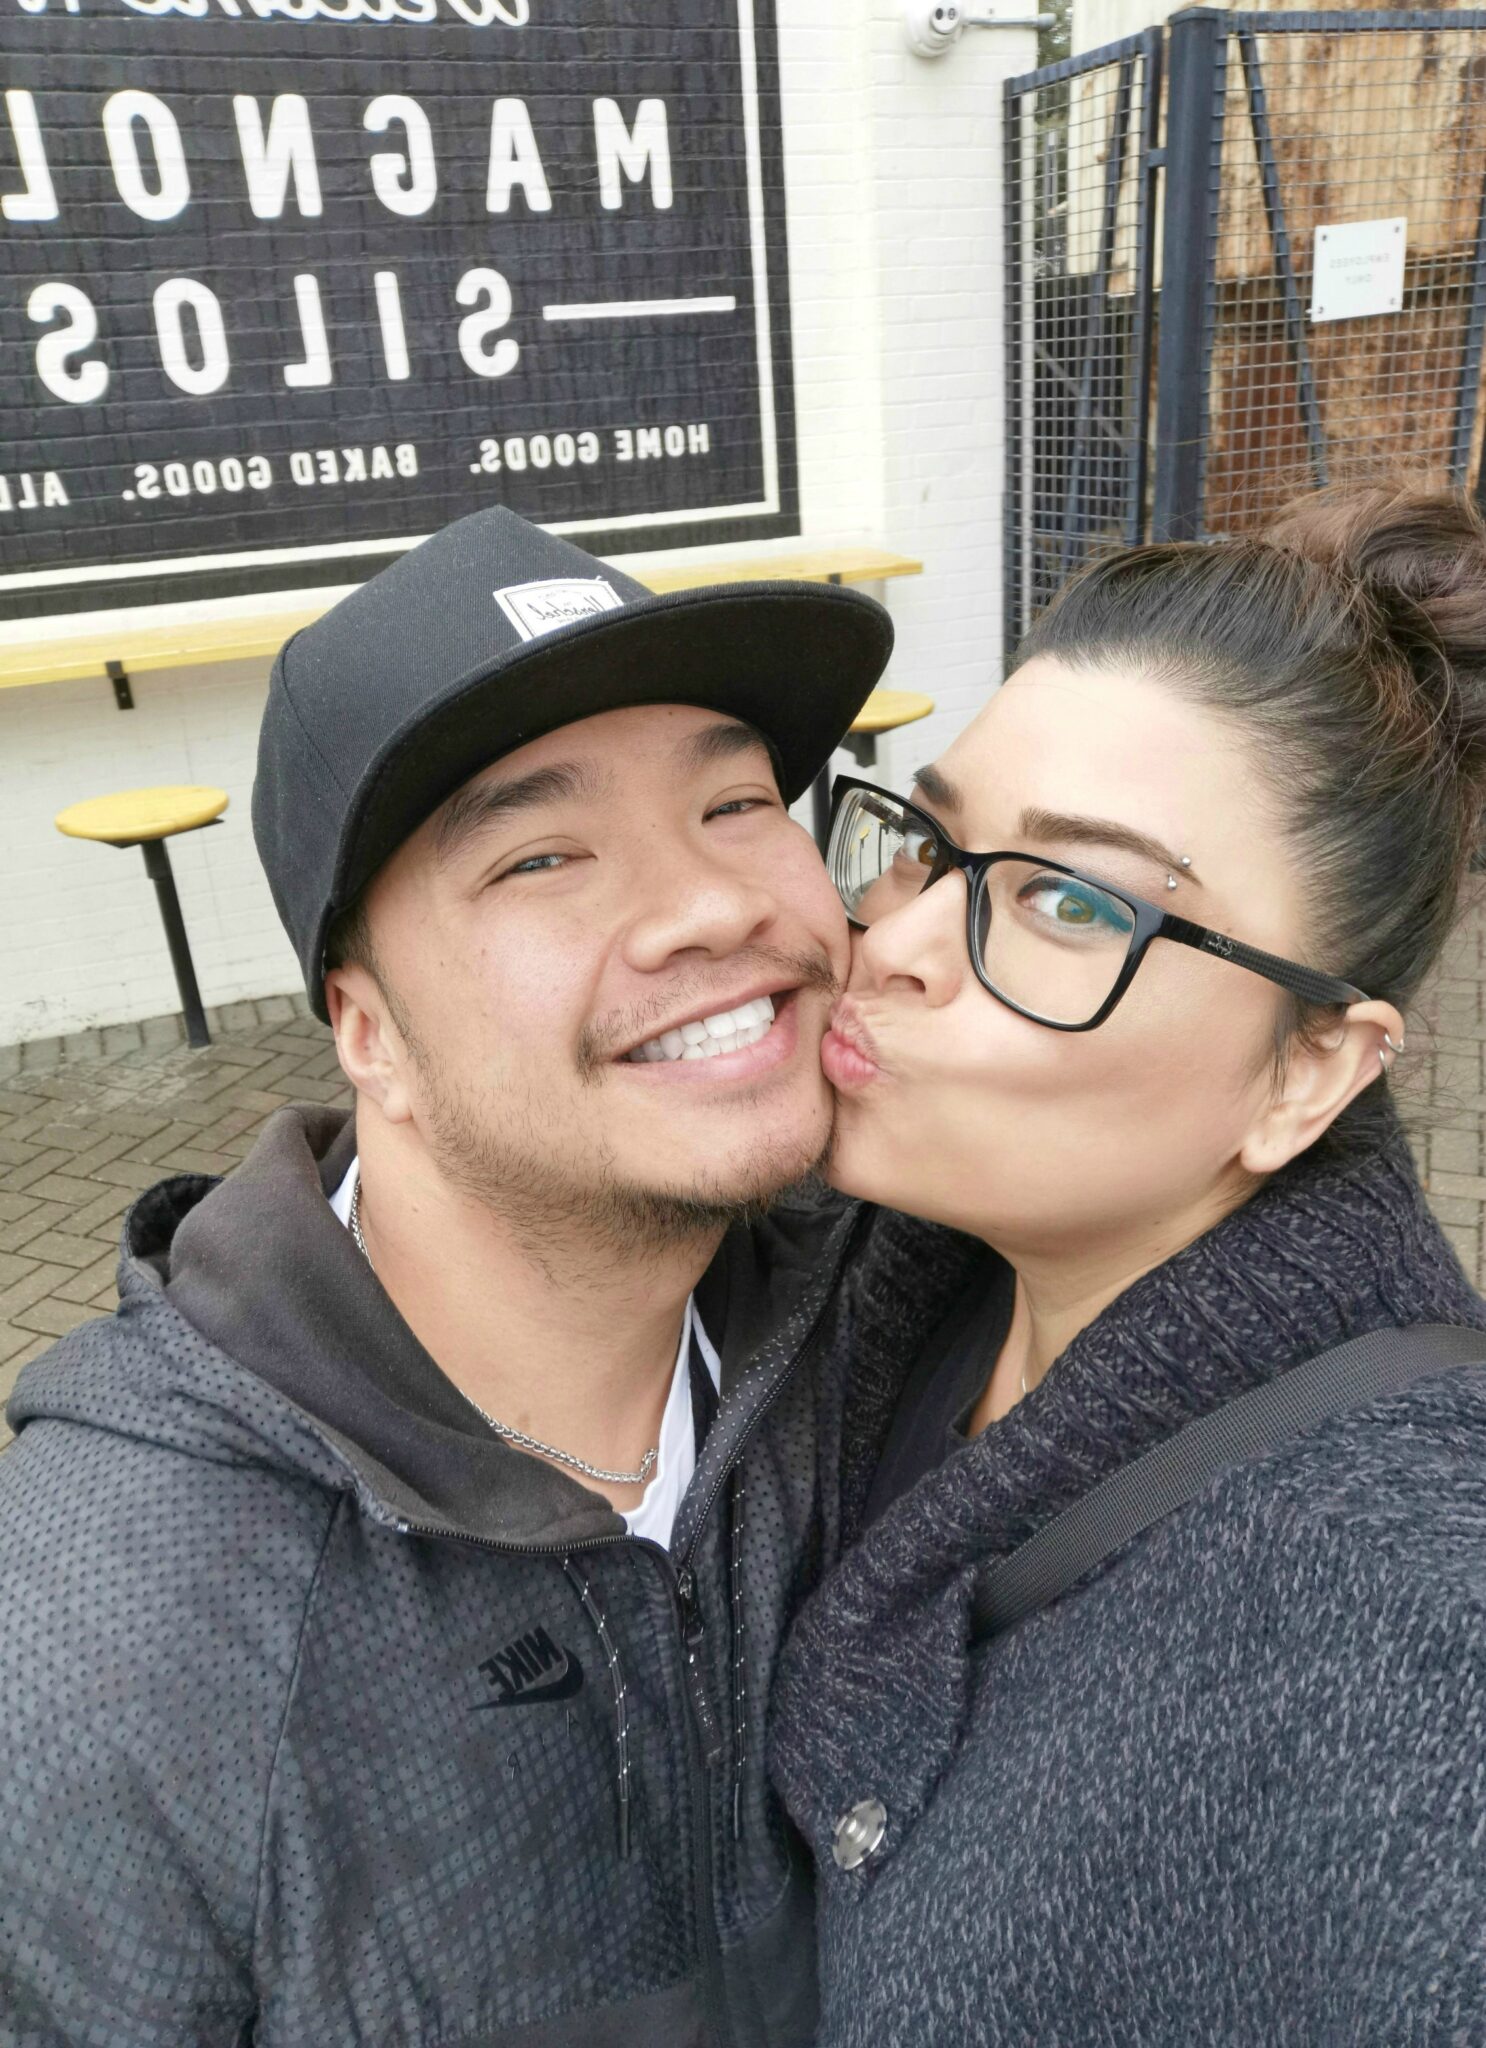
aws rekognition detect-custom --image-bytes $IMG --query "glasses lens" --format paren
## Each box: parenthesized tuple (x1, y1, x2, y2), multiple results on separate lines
(973, 859, 1136, 1027)
(828, 786, 946, 926)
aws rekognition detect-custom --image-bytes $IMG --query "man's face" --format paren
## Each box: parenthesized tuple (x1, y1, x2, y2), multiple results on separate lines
(336, 704, 848, 1245)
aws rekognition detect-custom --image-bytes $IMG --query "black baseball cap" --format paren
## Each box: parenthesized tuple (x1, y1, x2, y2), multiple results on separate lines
(253, 506, 895, 1018)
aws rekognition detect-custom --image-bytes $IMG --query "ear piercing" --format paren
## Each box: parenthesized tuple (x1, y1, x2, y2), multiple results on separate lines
(1380, 1029, 1405, 1073)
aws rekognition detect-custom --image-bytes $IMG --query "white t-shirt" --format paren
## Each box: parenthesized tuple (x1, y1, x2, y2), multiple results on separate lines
(330, 1158, 720, 1547)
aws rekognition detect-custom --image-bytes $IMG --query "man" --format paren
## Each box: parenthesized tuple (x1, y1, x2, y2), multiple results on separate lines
(0, 509, 892, 2045)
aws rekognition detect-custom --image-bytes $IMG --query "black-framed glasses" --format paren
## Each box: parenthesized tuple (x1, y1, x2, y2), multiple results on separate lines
(826, 776, 1367, 1032)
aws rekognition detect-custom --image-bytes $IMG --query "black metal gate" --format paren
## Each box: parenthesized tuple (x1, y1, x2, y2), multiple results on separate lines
(1004, 6, 1486, 665)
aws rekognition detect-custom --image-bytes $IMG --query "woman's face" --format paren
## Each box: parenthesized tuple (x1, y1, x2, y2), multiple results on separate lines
(821, 657, 1341, 1259)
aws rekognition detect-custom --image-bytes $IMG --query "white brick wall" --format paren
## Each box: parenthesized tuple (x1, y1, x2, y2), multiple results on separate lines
(842, 3, 1036, 791)
(0, 656, 302, 1045)
(0, 3, 1036, 1045)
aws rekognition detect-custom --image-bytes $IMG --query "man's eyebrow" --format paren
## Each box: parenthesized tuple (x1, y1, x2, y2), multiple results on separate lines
(672, 719, 779, 778)
(434, 761, 609, 867)
(911, 763, 961, 814)
(1017, 805, 1200, 883)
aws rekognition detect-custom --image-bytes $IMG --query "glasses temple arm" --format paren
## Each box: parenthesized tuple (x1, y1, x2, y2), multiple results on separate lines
(1162, 916, 1366, 1008)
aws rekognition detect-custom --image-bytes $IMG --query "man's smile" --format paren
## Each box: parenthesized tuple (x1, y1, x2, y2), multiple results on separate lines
(613, 987, 804, 1084)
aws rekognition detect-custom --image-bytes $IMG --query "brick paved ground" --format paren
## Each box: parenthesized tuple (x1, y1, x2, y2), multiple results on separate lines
(3, 885, 1486, 1447)
(0, 994, 350, 1446)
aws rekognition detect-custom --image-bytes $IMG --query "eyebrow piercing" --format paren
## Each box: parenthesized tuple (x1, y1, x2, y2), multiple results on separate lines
(1166, 874, 1179, 891)
(1180, 856, 1192, 868)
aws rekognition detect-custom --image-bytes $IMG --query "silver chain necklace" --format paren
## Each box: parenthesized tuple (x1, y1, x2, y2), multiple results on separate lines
(348, 1175, 659, 1488)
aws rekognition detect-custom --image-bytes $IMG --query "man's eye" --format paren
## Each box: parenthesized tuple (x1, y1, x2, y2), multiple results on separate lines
(707, 797, 772, 819)
(500, 852, 568, 879)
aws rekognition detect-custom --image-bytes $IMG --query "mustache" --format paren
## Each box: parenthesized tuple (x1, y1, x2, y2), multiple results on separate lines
(577, 944, 840, 1076)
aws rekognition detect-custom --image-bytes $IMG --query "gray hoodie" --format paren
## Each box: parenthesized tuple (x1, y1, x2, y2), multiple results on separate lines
(0, 1106, 864, 2048)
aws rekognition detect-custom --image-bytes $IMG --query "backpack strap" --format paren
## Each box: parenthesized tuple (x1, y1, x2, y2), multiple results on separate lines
(970, 1323, 1486, 1643)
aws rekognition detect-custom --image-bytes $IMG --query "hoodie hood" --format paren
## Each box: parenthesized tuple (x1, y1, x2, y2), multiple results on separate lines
(8, 1105, 857, 1552)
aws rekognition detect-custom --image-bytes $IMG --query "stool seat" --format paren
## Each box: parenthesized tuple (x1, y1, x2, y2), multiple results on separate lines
(813, 690, 938, 850)
(54, 784, 227, 1049)
(849, 689, 936, 738)
(55, 785, 228, 846)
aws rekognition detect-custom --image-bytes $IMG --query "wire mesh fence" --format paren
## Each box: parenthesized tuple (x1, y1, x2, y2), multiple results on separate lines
(1003, 30, 1161, 656)
(1004, 9, 1486, 664)
(1204, 14, 1486, 535)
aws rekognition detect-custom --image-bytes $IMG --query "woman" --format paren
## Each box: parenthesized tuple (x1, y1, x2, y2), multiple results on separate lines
(772, 487, 1486, 2042)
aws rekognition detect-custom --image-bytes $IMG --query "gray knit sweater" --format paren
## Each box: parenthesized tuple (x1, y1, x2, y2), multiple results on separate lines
(771, 1131, 1486, 2045)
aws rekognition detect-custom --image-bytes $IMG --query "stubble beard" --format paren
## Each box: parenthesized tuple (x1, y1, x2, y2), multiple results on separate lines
(415, 1066, 834, 1268)
(393, 944, 841, 1267)
(404, 1074, 831, 1276)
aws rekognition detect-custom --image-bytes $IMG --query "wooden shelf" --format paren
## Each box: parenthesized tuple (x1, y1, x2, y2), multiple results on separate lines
(0, 544, 923, 694)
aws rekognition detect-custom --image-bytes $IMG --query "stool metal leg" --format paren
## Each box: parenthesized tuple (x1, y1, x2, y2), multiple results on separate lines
(814, 569, 871, 847)
(139, 839, 210, 1049)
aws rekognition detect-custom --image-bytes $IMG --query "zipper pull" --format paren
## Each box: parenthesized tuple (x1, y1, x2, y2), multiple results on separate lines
(677, 1566, 702, 1640)
(676, 1567, 724, 1766)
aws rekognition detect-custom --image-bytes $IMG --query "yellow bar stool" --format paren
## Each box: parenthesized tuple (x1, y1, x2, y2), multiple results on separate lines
(54, 786, 228, 1049)
(811, 688, 936, 849)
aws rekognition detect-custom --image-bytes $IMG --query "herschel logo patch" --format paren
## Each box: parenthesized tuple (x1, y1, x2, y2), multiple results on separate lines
(493, 577, 625, 642)
(473, 1625, 585, 1708)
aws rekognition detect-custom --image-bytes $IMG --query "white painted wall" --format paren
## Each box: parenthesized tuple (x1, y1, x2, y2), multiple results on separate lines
(0, 2, 1036, 1045)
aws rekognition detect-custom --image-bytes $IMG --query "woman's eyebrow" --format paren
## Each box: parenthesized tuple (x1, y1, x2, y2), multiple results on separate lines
(1017, 805, 1201, 884)
(912, 763, 961, 813)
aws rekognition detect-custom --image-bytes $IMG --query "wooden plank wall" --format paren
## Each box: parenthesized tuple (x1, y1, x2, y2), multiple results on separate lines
(1051, 1, 1486, 528)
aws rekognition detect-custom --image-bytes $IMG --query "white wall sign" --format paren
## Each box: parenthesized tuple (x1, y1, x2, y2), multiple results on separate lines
(1310, 216, 1406, 325)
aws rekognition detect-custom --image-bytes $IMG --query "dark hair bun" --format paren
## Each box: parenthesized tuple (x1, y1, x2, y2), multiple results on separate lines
(1266, 486, 1486, 777)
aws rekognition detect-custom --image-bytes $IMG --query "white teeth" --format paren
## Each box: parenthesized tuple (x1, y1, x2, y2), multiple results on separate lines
(625, 992, 779, 1065)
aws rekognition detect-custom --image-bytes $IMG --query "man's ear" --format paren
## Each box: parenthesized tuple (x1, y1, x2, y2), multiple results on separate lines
(1240, 999, 1406, 1178)
(325, 965, 415, 1125)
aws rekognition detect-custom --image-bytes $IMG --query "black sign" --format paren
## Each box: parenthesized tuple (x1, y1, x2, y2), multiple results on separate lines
(0, 0, 797, 619)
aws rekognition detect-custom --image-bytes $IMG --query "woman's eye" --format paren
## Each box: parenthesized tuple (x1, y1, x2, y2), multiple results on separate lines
(904, 828, 940, 869)
(1018, 874, 1133, 935)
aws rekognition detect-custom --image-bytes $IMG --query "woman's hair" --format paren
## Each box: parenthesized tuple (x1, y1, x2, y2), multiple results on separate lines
(1016, 483, 1486, 1059)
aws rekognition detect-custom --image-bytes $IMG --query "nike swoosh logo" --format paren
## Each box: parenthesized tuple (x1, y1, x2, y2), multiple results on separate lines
(471, 1649, 585, 1708)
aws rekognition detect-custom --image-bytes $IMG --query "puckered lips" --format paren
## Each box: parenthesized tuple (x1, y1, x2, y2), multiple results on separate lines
(820, 997, 882, 1092)
(611, 982, 802, 1085)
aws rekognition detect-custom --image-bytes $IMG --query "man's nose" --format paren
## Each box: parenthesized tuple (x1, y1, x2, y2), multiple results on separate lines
(621, 852, 781, 972)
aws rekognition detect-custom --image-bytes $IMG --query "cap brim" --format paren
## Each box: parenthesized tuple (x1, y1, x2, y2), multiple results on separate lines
(319, 578, 893, 997)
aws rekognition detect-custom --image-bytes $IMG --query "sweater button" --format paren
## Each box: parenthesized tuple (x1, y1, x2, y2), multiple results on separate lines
(832, 1798, 887, 1870)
